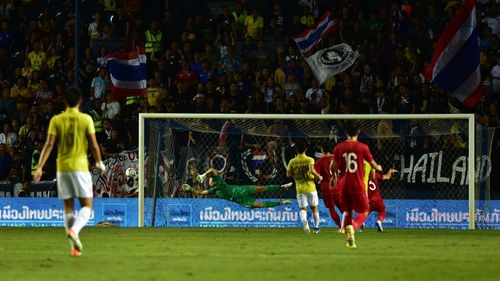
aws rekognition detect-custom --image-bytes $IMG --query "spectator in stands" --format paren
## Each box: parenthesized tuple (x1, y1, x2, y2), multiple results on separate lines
(0, 122, 16, 147)
(192, 92, 206, 113)
(231, 0, 247, 40)
(287, 15, 305, 38)
(88, 12, 103, 42)
(144, 20, 163, 57)
(244, 8, 264, 40)
(101, 118, 113, 143)
(216, 5, 233, 38)
(261, 76, 281, 111)
(491, 57, 500, 95)
(159, 10, 175, 45)
(101, 92, 121, 120)
(284, 72, 302, 100)
(269, 3, 285, 36)
(0, 143, 13, 180)
(10, 77, 32, 122)
(219, 44, 242, 75)
(27, 42, 46, 72)
(101, 127, 126, 158)
(0, 0, 495, 200)
(0, 20, 14, 50)
(81, 47, 96, 74)
(255, 40, 271, 69)
(300, 5, 315, 27)
(0, 85, 16, 122)
(305, 79, 323, 110)
(111, 7, 130, 39)
(287, 93, 300, 113)
(90, 68, 110, 101)
(146, 78, 165, 110)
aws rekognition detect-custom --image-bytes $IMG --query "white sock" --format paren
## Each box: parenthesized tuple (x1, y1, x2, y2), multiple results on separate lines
(64, 212, 75, 229)
(313, 211, 320, 228)
(299, 210, 307, 224)
(71, 207, 91, 235)
(341, 211, 347, 229)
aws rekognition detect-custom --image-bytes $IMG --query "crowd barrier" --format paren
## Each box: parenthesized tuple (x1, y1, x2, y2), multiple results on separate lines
(1, 198, 499, 229)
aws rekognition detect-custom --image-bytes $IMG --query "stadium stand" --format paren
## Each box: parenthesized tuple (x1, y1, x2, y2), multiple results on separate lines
(0, 0, 497, 197)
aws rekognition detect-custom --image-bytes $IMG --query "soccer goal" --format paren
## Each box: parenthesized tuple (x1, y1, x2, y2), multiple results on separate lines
(138, 113, 493, 229)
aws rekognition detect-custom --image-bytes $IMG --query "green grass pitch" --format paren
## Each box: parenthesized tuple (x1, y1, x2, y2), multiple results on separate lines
(1, 227, 500, 281)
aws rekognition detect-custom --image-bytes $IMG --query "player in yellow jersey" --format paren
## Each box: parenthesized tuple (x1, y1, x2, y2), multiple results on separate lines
(33, 87, 106, 257)
(287, 140, 323, 234)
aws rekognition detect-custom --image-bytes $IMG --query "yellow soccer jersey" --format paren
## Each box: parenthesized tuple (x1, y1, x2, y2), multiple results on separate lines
(363, 160, 373, 192)
(287, 153, 316, 194)
(47, 107, 95, 172)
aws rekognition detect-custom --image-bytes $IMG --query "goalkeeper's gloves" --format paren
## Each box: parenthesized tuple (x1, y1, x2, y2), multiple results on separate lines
(196, 174, 206, 184)
(96, 161, 106, 173)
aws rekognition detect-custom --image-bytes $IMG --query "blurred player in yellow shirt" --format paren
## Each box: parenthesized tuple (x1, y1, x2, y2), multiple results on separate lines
(34, 87, 106, 257)
(287, 140, 323, 234)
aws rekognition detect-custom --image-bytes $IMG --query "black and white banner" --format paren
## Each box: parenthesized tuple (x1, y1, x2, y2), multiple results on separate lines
(305, 43, 359, 84)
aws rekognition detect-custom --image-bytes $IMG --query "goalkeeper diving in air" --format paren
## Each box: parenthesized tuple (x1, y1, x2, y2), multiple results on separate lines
(184, 168, 293, 208)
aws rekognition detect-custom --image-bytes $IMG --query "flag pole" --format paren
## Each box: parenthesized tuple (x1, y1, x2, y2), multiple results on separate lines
(74, 0, 80, 88)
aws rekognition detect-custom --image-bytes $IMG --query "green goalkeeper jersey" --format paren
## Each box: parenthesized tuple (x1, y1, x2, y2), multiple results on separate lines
(207, 175, 255, 201)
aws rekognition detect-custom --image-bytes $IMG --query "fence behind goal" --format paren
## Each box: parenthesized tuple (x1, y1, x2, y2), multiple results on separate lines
(139, 114, 496, 229)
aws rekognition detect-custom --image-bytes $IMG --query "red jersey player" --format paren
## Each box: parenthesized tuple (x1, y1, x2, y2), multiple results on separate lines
(331, 121, 382, 248)
(314, 142, 342, 229)
(363, 161, 398, 232)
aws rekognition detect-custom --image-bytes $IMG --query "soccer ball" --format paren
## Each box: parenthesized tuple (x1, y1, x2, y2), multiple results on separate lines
(125, 168, 137, 180)
(125, 168, 138, 190)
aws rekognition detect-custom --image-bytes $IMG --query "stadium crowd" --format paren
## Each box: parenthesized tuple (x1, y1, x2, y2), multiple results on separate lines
(0, 0, 498, 195)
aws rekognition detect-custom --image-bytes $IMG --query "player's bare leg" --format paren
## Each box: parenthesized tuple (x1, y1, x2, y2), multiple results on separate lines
(377, 207, 386, 232)
(67, 197, 93, 256)
(344, 211, 356, 248)
(353, 211, 368, 232)
(338, 211, 346, 234)
(377, 201, 387, 232)
(327, 207, 341, 229)
(311, 205, 320, 233)
(299, 207, 310, 234)
(254, 183, 292, 193)
(252, 199, 291, 208)
(63, 199, 77, 254)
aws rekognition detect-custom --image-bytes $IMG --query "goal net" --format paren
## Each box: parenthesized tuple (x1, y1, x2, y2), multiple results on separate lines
(138, 113, 495, 229)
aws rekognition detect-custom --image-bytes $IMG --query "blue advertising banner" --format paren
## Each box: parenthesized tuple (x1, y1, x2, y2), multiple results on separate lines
(0, 198, 138, 227)
(146, 199, 500, 229)
(1, 198, 499, 229)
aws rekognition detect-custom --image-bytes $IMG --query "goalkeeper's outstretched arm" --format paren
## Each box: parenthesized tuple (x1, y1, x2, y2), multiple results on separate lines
(204, 168, 218, 177)
(196, 168, 218, 183)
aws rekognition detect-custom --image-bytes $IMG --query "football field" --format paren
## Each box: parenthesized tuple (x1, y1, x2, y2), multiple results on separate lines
(1, 227, 499, 281)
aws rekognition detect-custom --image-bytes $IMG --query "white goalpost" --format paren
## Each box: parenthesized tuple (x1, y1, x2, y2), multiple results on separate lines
(138, 113, 476, 229)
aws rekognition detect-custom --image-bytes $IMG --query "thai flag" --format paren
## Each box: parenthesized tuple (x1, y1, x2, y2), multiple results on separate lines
(293, 10, 337, 58)
(106, 48, 147, 100)
(250, 150, 267, 169)
(424, 0, 482, 109)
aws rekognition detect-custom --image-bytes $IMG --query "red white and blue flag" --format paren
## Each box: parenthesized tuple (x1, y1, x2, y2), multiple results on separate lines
(424, 0, 482, 109)
(293, 10, 337, 57)
(106, 48, 147, 100)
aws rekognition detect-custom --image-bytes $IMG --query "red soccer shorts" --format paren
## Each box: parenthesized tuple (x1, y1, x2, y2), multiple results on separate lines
(341, 188, 369, 214)
(321, 184, 336, 209)
(369, 194, 385, 213)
